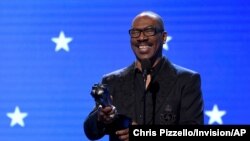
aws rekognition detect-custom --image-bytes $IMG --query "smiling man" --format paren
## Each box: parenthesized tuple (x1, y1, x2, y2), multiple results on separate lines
(129, 11, 166, 66)
(84, 11, 204, 141)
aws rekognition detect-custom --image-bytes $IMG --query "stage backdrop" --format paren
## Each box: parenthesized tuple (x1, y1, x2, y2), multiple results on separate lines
(0, 0, 249, 140)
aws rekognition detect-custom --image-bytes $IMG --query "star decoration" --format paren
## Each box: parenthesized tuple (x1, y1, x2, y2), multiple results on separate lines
(6, 106, 28, 127)
(51, 31, 73, 52)
(205, 104, 226, 125)
(163, 36, 172, 51)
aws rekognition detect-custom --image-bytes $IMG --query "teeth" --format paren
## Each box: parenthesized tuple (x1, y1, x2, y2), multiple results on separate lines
(139, 45, 150, 49)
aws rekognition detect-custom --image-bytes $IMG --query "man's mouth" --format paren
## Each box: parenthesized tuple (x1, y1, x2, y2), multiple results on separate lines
(136, 45, 151, 54)
(138, 45, 151, 49)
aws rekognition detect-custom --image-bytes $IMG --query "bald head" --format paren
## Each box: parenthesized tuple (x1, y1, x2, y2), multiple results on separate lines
(132, 11, 165, 31)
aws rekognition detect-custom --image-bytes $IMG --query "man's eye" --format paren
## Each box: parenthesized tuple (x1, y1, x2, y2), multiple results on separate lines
(131, 30, 140, 34)
(145, 29, 154, 32)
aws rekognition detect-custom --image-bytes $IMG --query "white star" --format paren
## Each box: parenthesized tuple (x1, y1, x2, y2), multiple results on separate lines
(6, 106, 28, 127)
(163, 36, 172, 51)
(51, 31, 73, 52)
(205, 104, 226, 125)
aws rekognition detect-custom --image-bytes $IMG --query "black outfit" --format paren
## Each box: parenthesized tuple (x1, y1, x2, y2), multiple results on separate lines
(84, 56, 204, 141)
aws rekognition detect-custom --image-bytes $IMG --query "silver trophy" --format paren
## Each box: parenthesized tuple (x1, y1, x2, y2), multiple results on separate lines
(90, 83, 132, 133)
(91, 83, 112, 107)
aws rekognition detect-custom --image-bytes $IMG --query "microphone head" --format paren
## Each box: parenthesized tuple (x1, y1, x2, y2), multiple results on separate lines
(141, 59, 152, 76)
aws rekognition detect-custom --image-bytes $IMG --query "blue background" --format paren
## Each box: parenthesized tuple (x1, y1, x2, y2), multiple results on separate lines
(0, 0, 250, 140)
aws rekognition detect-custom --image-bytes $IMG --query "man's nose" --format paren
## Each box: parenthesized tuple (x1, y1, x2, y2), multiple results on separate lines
(138, 31, 148, 41)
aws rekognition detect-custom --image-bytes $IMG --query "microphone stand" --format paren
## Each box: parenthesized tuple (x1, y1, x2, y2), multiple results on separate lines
(141, 59, 151, 125)
(143, 70, 147, 125)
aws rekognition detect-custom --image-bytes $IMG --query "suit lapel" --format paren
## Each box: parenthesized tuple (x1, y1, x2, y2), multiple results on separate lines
(118, 64, 136, 116)
(153, 58, 177, 115)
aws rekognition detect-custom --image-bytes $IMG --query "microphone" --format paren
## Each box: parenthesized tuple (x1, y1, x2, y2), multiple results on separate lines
(141, 59, 152, 125)
(141, 59, 152, 82)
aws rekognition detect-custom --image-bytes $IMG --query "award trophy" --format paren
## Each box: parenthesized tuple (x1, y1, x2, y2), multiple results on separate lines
(90, 83, 132, 133)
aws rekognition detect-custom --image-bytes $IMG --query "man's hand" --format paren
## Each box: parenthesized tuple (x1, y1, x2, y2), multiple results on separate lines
(97, 105, 117, 124)
(115, 121, 137, 141)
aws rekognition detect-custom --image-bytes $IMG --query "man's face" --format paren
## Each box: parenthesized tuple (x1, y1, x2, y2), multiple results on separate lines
(129, 16, 166, 62)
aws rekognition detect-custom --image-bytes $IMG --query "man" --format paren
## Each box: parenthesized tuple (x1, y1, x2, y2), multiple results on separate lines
(84, 11, 204, 141)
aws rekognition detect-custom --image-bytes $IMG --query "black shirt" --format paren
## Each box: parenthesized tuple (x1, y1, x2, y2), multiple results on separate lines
(133, 57, 164, 125)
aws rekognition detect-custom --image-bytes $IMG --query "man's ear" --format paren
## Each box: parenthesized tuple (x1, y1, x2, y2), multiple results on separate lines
(163, 36, 166, 42)
(163, 32, 167, 43)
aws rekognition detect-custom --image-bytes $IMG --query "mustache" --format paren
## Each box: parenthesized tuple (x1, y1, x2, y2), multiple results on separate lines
(135, 42, 153, 47)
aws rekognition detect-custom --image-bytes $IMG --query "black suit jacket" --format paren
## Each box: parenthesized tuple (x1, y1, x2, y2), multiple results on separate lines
(84, 57, 204, 140)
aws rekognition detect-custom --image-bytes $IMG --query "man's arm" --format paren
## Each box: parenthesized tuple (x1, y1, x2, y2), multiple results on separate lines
(179, 73, 204, 124)
(83, 108, 106, 140)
